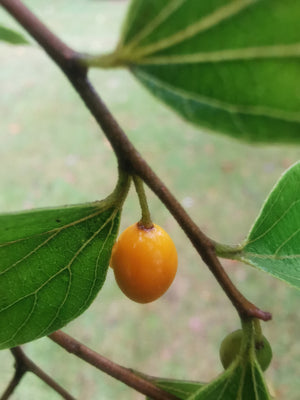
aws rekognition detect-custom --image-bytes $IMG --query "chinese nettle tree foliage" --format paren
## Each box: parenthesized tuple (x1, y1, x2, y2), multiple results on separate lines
(0, 0, 299, 399)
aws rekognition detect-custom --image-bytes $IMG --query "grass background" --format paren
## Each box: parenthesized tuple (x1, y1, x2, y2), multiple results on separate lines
(0, 1, 299, 398)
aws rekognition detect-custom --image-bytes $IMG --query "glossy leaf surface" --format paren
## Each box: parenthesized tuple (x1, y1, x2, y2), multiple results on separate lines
(0, 202, 120, 349)
(106, 0, 300, 143)
(0, 24, 28, 45)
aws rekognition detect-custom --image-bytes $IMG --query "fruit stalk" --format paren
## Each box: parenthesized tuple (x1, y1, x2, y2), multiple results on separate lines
(133, 175, 153, 229)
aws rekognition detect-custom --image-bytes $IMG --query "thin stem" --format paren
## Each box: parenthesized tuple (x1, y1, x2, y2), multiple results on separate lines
(213, 242, 243, 258)
(253, 319, 265, 349)
(0, 347, 75, 400)
(0, 350, 26, 400)
(133, 175, 153, 228)
(240, 319, 255, 356)
(0, 0, 271, 322)
(49, 330, 179, 400)
(253, 319, 263, 337)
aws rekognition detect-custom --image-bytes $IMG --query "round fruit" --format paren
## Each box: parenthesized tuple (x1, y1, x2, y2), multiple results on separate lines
(219, 329, 272, 370)
(110, 223, 178, 303)
(254, 335, 273, 371)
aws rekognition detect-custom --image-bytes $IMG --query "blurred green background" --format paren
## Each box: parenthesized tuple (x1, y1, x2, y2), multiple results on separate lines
(0, 1, 299, 399)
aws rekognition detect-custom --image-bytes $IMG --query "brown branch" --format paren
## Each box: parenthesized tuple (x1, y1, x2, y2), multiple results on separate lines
(67, 76, 271, 322)
(0, 347, 76, 400)
(0, 349, 26, 400)
(49, 330, 179, 400)
(0, 1, 271, 323)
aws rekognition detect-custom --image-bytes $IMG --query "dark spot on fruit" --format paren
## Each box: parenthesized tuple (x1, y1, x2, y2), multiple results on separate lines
(255, 340, 264, 350)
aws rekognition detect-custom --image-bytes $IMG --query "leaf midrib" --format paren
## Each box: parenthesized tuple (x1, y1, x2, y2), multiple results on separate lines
(129, 44, 300, 65)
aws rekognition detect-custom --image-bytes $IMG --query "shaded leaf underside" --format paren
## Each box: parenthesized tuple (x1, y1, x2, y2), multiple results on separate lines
(191, 362, 270, 400)
(0, 202, 120, 349)
(148, 360, 270, 399)
(115, 0, 300, 143)
(240, 161, 300, 289)
(148, 378, 204, 399)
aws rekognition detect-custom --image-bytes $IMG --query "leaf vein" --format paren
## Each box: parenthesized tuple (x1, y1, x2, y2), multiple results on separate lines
(123, 0, 186, 51)
(246, 178, 289, 243)
(0, 207, 103, 248)
(22, 211, 116, 338)
(0, 210, 116, 315)
(246, 199, 300, 246)
(75, 210, 118, 316)
(0, 294, 37, 348)
(274, 227, 300, 256)
(123, 0, 258, 59)
(135, 69, 300, 123)
(0, 231, 60, 276)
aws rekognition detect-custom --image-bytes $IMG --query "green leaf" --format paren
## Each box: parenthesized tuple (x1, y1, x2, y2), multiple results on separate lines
(0, 202, 120, 350)
(146, 378, 204, 399)
(147, 362, 270, 400)
(95, 0, 300, 144)
(147, 321, 272, 399)
(190, 361, 271, 400)
(0, 25, 29, 45)
(223, 161, 300, 289)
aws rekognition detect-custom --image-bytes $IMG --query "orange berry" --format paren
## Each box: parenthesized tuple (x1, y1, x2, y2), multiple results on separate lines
(110, 223, 178, 303)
